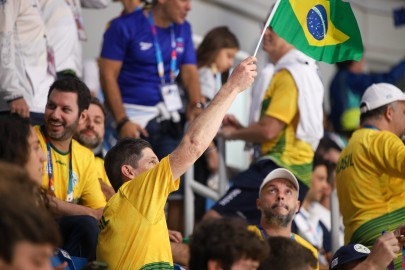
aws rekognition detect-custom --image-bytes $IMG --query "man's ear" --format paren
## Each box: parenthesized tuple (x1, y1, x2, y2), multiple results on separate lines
(256, 198, 262, 211)
(79, 109, 88, 125)
(121, 165, 136, 181)
(385, 105, 395, 122)
(296, 200, 301, 213)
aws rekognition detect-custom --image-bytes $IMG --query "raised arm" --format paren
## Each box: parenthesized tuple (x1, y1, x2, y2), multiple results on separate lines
(169, 56, 257, 180)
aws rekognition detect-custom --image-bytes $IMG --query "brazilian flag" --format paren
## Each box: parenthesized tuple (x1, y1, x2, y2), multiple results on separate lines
(270, 0, 363, 64)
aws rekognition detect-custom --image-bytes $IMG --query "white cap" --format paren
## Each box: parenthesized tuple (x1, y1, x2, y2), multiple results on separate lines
(259, 168, 299, 197)
(360, 83, 405, 114)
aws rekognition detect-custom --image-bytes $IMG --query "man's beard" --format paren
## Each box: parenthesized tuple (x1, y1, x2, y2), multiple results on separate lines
(77, 128, 102, 149)
(262, 202, 296, 228)
(46, 118, 79, 142)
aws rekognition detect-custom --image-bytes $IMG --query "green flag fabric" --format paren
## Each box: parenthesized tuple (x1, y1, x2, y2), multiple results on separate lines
(269, 0, 363, 64)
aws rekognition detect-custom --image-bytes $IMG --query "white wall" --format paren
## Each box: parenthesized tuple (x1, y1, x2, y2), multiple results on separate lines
(82, 0, 405, 169)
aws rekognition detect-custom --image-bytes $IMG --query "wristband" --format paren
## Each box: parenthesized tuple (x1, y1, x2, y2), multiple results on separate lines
(116, 116, 130, 132)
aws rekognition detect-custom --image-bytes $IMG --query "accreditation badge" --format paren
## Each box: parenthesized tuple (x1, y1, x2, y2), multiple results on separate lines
(160, 83, 182, 112)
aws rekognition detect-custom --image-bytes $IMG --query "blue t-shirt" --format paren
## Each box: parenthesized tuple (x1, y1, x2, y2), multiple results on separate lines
(101, 9, 197, 106)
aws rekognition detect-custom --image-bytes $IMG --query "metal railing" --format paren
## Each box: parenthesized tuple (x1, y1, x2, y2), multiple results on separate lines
(184, 137, 228, 235)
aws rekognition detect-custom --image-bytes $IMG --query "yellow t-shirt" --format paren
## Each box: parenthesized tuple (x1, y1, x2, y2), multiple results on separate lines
(260, 69, 314, 186)
(97, 156, 179, 270)
(336, 128, 405, 246)
(247, 225, 319, 269)
(95, 157, 112, 187)
(35, 126, 106, 209)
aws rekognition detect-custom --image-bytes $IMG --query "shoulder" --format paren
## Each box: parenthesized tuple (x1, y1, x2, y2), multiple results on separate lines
(71, 139, 96, 159)
(174, 20, 192, 34)
(247, 225, 262, 239)
(294, 233, 318, 254)
(107, 10, 144, 31)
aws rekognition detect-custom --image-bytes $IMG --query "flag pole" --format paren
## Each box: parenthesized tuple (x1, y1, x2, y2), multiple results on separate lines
(253, 0, 281, 58)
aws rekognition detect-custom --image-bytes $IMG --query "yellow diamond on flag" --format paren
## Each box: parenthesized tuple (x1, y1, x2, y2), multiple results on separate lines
(289, 0, 349, 46)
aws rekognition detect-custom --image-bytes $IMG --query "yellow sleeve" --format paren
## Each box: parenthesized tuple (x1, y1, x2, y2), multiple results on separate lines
(265, 69, 298, 124)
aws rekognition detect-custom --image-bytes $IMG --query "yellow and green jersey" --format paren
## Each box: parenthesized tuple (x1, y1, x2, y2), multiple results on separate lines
(260, 69, 314, 186)
(97, 156, 179, 269)
(336, 128, 405, 269)
(36, 126, 106, 209)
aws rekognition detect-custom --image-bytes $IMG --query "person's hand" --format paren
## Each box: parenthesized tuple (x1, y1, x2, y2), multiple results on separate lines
(168, 230, 183, 243)
(99, 179, 116, 201)
(223, 114, 243, 128)
(394, 224, 405, 244)
(9, 98, 30, 118)
(358, 232, 399, 270)
(227, 56, 257, 93)
(119, 121, 148, 139)
(219, 125, 238, 140)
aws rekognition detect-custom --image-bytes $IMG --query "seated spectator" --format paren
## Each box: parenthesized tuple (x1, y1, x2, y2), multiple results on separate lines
(189, 218, 268, 270)
(330, 244, 370, 270)
(247, 168, 320, 269)
(293, 157, 333, 267)
(0, 163, 62, 270)
(0, 114, 46, 185)
(258, 236, 317, 270)
(96, 56, 257, 269)
(330, 230, 402, 270)
(74, 96, 115, 200)
(38, 77, 106, 260)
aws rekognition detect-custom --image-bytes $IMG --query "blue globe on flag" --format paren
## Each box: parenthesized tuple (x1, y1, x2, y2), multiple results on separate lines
(307, 4, 328, 40)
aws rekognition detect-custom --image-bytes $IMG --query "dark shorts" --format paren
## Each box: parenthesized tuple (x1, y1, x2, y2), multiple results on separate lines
(211, 159, 308, 224)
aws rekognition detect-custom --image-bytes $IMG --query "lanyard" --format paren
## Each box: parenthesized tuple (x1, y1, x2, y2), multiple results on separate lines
(42, 126, 74, 202)
(148, 11, 177, 85)
(257, 225, 295, 241)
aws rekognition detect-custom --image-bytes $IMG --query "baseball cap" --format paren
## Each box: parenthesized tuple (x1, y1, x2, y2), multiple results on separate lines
(360, 83, 405, 114)
(259, 168, 299, 197)
(330, 244, 370, 270)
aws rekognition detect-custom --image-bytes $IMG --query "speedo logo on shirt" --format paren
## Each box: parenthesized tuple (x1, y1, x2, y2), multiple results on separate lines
(139, 42, 153, 51)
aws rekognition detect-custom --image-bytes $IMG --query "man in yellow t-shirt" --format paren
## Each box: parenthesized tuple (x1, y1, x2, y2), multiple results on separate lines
(74, 96, 115, 201)
(336, 83, 405, 269)
(205, 26, 324, 224)
(247, 168, 319, 270)
(39, 77, 106, 260)
(96, 56, 258, 269)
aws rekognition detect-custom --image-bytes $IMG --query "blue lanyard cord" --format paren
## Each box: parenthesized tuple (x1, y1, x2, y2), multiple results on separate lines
(148, 11, 177, 85)
(42, 126, 74, 202)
